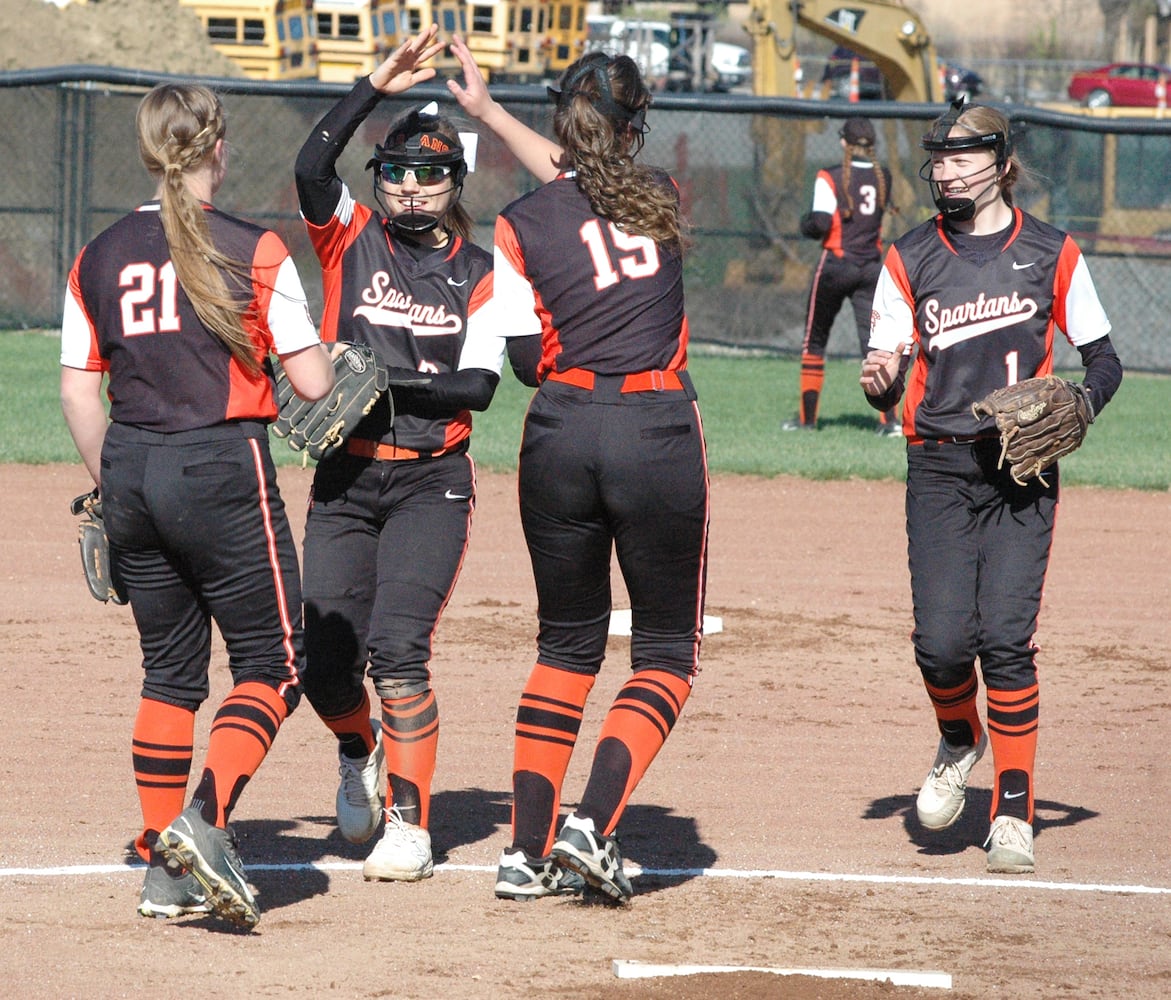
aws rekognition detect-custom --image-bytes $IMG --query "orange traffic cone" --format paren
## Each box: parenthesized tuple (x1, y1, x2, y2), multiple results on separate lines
(848, 57, 860, 102)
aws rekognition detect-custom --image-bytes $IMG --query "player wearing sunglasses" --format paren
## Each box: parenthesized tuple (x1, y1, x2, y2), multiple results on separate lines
(292, 27, 513, 885)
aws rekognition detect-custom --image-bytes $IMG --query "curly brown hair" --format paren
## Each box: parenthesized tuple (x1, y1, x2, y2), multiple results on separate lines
(552, 53, 686, 252)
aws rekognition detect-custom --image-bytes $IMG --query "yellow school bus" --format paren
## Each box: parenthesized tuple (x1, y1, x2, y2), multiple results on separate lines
(178, 0, 318, 80)
(314, 0, 402, 82)
(465, 0, 587, 82)
(399, 0, 465, 75)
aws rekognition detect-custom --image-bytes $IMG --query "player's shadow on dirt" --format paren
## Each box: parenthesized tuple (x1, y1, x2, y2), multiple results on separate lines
(137, 792, 716, 916)
(613, 803, 718, 897)
(863, 790, 1099, 855)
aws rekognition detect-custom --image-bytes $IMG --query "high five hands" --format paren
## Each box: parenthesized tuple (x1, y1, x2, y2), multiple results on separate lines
(370, 24, 445, 95)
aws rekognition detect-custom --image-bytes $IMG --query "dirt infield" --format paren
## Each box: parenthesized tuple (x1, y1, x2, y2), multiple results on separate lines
(2, 463, 1168, 999)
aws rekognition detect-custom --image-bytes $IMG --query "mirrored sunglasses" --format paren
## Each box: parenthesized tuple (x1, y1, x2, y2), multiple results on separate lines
(379, 163, 453, 185)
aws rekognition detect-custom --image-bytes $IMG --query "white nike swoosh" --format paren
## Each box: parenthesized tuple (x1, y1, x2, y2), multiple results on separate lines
(1003, 790, 1027, 799)
(1012, 261, 1036, 270)
(447, 277, 468, 287)
(445, 490, 469, 501)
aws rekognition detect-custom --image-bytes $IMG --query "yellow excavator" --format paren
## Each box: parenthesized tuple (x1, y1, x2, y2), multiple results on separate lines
(728, 0, 941, 288)
(743, 0, 942, 101)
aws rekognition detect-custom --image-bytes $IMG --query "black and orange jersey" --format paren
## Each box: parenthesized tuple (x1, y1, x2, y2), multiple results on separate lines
(60, 203, 319, 431)
(295, 75, 497, 456)
(492, 172, 688, 379)
(305, 195, 493, 453)
(802, 159, 890, 262)
(870, 207, 1112, 442)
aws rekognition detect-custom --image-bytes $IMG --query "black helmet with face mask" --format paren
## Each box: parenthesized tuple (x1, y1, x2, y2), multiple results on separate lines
(367, 102, 468, 236)
(918, 99, 1011, 222)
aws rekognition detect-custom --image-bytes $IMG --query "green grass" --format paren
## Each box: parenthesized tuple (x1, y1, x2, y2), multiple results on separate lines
(10, 331, 1170, 490)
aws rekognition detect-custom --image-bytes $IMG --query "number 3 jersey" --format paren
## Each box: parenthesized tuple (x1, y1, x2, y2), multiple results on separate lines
(869, 207, 1112, 442)
(61, 203, 320, 430)
(492, 172, 688, 378)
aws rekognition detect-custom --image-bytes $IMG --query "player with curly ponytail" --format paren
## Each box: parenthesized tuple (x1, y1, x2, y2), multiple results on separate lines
(451, 43, 709, 903)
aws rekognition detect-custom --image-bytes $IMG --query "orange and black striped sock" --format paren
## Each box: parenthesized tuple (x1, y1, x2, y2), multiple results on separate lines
(799, 352, 825, 426)
(381, 690, 439, 828)
(512, 663, 595, 857)
(576, 669, 693, 837)
(923, 672, 984, 750)
(132, 698, 196, 862)
(987, 684, 1039, 823)
(318, 689, 376, 759)
(191, 682, 288, 828)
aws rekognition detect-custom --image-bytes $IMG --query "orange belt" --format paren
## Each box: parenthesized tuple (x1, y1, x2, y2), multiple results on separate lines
(544, 368, 685, 392)
(346, 438, 446, 461)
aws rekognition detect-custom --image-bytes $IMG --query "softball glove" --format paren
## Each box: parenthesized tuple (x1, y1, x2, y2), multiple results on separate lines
(971, 374, 1094, 486)
(70, 489, 127, 604)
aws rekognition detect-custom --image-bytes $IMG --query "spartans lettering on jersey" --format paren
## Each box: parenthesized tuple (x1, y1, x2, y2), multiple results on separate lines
(925, 291, 1039, 352)
(355, 272, 463, 337)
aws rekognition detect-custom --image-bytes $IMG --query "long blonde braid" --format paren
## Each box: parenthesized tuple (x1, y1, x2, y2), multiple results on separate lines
(136, 84, 261, 375)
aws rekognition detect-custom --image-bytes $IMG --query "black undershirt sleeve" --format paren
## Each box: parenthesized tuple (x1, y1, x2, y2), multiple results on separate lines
(389, 368, 501, 418)
(294, 76, 382, 226)
(1075, 335, 1123, 418)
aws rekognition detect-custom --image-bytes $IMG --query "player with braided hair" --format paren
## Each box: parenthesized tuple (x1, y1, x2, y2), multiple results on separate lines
(861, 101, 1123, 873)
(458, 47, 708, 903)
(784, 116, 899, 433)
(60, 82, 334, 927)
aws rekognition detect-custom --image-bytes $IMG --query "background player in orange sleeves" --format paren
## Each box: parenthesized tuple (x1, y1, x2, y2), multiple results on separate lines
(60, 82, 334, 928)
(293, 27, 517, 883)
(480, 51, 710, 904)
(861, 101, 1122, 873)
(784, 116, 899, 434)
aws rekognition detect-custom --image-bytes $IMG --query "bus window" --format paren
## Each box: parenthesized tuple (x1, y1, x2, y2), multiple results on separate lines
(208, 17, 236, 40)
(244, 17, 265, 42)
(471, 4, 493, 33)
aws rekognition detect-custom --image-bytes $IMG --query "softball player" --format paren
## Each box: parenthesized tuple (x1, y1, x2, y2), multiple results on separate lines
(486, 52, 710, 904)
(59, 83, 334, 928)
(861, 101, 1123, 873)
(784, 116, 899, 433)
(293, 28, 508, 882)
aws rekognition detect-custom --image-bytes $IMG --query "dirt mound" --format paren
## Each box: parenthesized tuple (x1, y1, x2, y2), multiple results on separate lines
(4, 0, 244, 76)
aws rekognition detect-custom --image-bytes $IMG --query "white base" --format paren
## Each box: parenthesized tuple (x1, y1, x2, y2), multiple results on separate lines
(607, 608, 723, 637)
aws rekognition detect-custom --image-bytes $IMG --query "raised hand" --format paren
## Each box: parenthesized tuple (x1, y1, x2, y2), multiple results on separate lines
(370, 24, 445, 95)
(445, 34, 494, 121)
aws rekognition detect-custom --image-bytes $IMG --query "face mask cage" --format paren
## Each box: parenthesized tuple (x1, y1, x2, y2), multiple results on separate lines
(366, 105, 467, 236)
(918, 100, 1011, 221)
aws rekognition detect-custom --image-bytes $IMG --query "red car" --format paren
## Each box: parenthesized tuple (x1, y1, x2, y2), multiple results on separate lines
(1067, 62, 1171, 108)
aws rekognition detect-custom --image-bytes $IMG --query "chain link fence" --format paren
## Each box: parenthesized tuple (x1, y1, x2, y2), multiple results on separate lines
(4, 68, 1171, 372)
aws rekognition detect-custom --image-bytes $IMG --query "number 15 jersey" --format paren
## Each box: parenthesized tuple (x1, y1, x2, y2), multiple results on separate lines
(492, 172, 688, 379)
